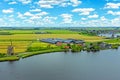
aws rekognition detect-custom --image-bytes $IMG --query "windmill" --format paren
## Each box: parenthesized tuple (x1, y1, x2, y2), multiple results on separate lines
(7, 40, 14, 55)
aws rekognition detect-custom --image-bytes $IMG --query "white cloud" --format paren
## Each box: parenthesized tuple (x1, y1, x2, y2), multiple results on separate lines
(0, 18, 3, 22)
(19, 0, 31, 4)
(8, 1, 17, 4)
(23, 19, 34, 24)
(17, 10, 48, 20)
(61, 13, 73, 23)
(107, 10, 120, 15)
(30, 15, 42, 20)
(28, 16, 57, 26)
(80, 12, 90, 15)
(111, 17, 120, 26)
(9, 15, 14, 18)
(77, 16, 120, 27)
(42, 16, 57, 24)
(70, 0, 82, 7)
(37, 0, 81, 8)
(40, 4, 53, 8)
(88, 14, 99, 18)
(81, 18, 87, 20)
(72, 8, 95, 15)
(24, 12, 33, 16)
(104, 3, 120, 9)
(30, 12, 48, 19)
(100, 16, 107, 21)
(30, 9, 41, 12)
(60, 2, 71, 7)
(2, 8, 14, 14)
(106, 0, 119, 1)
(36, 12, 48, 16)
(37, 0, 62, 8)
(17, 12, 26, 19)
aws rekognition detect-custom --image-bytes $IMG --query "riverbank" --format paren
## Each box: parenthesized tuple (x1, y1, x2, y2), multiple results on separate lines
(19, 48, 64, 58)
(0, 48, 64, 62)
(0, 56, 20, 62)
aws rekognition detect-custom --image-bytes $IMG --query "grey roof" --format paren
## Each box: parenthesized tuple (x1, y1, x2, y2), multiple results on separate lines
(40, 38, 85, 44)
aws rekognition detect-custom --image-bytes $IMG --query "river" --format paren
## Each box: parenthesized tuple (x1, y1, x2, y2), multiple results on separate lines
(1, 48, 120, 80)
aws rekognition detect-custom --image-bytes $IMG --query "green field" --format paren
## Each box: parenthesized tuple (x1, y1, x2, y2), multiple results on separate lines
(0, 30, 78, 34)
(105, 38, 120, 44)
(0, 34, 105, 41)
(0, 41, 31, 54)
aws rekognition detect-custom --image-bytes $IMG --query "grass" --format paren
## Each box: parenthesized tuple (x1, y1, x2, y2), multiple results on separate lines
(0, 41, 32, 54)
(19, 48, 64, 58)
(2, 30, 78, 34)
(30, 41, 57, 48)
(0, 56, 20, 62)
(27, 41, 58, 52)
(0, 34, 105, 42)
(105, 38, 120, 44)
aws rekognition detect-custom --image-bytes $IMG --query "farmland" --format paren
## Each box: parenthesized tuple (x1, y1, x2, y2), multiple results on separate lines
(0, 41, 31, 54)
(0, 29, 106, 54)
(0, 34, 104, 41)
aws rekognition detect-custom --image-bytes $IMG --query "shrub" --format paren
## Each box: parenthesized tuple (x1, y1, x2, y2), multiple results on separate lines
(0, 54, 6, 58)
(71, 44, 83, 52)
(111, 44, 119, 49)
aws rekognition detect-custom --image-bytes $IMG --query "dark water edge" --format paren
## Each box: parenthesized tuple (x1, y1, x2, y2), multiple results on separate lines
(0, 48, 120, 80)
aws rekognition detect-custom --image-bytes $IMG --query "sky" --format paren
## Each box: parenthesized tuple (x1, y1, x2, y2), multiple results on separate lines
(0, 0, 120, 27)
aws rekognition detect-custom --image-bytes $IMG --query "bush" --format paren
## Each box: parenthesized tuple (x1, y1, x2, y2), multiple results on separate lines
(111, 44, 119, 49)
(0, 54, 6, 58)
(71, 44, 83, 52)
(86, 43, 100, 52)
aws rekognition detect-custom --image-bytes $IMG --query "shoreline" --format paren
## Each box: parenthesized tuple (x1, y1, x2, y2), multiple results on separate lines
(0, 41, 120, 62)
(0, 48, 64, 62)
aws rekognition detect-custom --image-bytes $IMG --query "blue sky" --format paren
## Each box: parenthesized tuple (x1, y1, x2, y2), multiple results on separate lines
(0, 0, 120, 27)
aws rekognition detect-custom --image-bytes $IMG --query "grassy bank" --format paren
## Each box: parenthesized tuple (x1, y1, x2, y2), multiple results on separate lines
(19, 48, 64, 58)
(0, 56, 20, 62)
(105, 38, 120, 44)
(0, 48, 64, 62)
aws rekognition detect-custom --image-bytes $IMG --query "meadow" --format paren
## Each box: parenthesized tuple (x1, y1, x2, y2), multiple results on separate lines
(0, 34, 105, 41)
(0, 41, 31, 54)
(2, 30, 78, 34)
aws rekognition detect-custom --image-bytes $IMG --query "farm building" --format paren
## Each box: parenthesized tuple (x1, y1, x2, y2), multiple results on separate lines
(40, 38, 85, 45)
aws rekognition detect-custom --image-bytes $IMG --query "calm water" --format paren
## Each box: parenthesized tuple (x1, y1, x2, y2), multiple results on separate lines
(1, 48, 120, 80)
